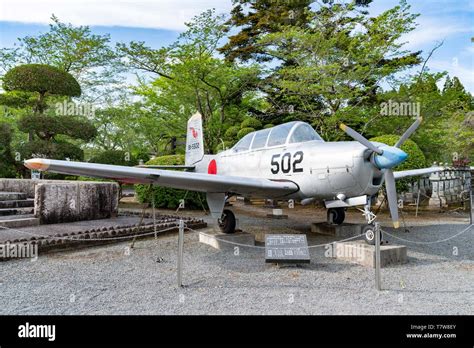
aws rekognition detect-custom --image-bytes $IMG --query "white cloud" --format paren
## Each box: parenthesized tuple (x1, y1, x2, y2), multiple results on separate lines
(0, 0, 232, 31)
(401, 17, 472, 50)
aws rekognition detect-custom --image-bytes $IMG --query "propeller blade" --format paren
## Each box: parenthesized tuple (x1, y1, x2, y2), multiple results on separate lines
(340, 124, 383, 155)
(395, 117, 422, 148)
(385, 169, 399, 228)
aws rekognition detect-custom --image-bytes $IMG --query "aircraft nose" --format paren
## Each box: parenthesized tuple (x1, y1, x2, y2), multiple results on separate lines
(373, 146, 408, 169)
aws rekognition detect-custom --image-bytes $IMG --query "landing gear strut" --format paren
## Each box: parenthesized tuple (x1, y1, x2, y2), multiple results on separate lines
(359, 197, 382, 245)
(327, 207, 345, 225)
(218, 209, 236, 234)
(362, 224, 382, 245)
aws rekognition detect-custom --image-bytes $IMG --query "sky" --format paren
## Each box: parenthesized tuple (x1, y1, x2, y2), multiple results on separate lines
(0, 0, 473, 92)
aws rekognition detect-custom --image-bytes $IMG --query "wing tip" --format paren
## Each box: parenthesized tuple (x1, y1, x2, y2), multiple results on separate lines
(339, 123, 347, 131)
(24, 158, 50, 171)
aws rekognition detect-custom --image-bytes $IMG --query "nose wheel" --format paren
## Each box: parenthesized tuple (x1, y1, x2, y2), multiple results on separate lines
(218, 209, 236, 234)
(362, 224, 383, 245)
(327, 208, 345, 225)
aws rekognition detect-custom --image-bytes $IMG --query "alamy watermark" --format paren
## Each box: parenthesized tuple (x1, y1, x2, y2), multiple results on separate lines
(380, 99, 420, 117)
(55, 100, 95, 117)
(0, 242, 38, 261)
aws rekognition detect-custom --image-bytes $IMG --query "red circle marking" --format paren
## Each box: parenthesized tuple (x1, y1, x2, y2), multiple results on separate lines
(208, 159, 217, 175)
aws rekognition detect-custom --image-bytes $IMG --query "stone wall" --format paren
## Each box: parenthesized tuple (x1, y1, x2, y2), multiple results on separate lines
(34, 182, 119, 224)
(0, 179, 119, 224)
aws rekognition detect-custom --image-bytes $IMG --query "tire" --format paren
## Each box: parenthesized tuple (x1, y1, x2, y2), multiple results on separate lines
(218, 209, 236, 234)
(362, 224, 382, 245)
(327, 208, 345, 225)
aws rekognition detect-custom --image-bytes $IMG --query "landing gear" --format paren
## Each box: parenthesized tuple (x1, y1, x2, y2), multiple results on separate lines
(218, 209, 236, 234)
(362, 224, 382, 245)
(327, 208, 345, 225)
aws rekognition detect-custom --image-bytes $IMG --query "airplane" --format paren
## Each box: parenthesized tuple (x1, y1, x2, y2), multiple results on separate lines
(25, 112, 445, 244)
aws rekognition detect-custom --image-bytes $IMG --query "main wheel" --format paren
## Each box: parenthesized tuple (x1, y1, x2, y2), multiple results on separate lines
(218, 209, 236, 234)
(362, 224, 382, 245)
(327, 208, 345, 225)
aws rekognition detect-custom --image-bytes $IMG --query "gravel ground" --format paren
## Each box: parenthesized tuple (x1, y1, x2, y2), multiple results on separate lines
(0, 202, 472, 315)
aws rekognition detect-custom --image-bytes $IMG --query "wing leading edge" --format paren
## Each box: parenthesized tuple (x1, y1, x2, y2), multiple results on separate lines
(24, 158, 299, 198)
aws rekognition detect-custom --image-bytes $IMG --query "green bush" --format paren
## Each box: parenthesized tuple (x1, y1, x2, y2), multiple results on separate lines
(18, 114, 96, 142)
(237, 127, 255, 139)
(134, 155, 207, 210)
(263, 123, 274, 129)
(241, 117, 262, 130)
(3, 64, 81, 97)
(20, 139, 84, 161)
(0, 123, 17, 178)
(90, 149, 138, 166)
(370, 134, 426, 191)
(369, 135, 426, 170)
(224, 125, 240, 139)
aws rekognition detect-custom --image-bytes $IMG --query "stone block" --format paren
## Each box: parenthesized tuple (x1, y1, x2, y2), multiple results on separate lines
(199, 230, 255, 250)
(311, 222, 362, 238)
(331, 241, 407, 268)
(35, 182, 119, 224)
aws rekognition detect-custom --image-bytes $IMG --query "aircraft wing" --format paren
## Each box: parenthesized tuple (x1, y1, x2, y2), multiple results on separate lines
(24, 158, 299, 198)
(136, 165, 195, 170)
(394, 166, 445, 179)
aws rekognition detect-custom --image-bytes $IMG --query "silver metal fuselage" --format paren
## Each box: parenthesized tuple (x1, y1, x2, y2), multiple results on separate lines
(195, 141, 384, 201)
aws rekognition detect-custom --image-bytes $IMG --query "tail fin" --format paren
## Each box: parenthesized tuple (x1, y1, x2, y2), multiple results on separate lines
(185, 112, 204, 166)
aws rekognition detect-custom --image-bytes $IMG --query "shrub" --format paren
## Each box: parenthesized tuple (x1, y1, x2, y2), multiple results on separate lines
(241, 117, 262, 130)
(224, 125, 240, 139)
(90, 150, 138, 166)
(135, 155, 207, 210)
(369, 135, 426, 170)
(370, 134, 426, 191)
(237, 127, 255, 139)
(3, 64, 81, 97)
(0, 123, 17, 178)
(263, 123, 274, 129)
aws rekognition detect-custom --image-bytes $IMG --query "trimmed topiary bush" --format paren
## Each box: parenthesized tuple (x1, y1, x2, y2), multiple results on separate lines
(224, 125, 240, 139)
(241, 117, 262, 130)
(90, 150, 138, 166)
(134, 155, 207, 210)
(237, 127, 255, 139)
(3, 64, 81, 97)
(369, 135, 426, 170)
(370, 134, 426, 191)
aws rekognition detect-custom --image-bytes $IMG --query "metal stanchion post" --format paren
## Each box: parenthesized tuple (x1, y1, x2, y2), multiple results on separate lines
(177, 219, 184, 287)
(152, 193, 157, 239)
(374, 222, 381, 291)
(470, 188, 473, 225)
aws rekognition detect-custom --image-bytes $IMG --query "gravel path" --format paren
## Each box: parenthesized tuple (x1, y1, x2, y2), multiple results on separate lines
(0, 203, 472, 315)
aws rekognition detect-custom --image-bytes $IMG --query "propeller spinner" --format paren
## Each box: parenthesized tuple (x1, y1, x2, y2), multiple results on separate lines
(339, 118, 422, 228)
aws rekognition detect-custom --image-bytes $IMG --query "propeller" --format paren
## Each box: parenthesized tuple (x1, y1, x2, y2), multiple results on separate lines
(339, 118, 422, 228)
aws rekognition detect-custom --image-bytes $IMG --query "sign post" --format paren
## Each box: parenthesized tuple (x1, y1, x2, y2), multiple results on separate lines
(374, 222, 381, 291)
(177, 219, 184, 287)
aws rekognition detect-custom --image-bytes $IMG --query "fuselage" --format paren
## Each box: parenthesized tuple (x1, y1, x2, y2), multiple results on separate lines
(194, 122, 384, 201)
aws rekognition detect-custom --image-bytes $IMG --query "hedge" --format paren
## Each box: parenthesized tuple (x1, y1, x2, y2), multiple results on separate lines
(134, 154, 208, 210)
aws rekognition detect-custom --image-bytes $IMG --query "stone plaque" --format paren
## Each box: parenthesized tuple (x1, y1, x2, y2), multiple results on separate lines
(265, 234, 310, 264)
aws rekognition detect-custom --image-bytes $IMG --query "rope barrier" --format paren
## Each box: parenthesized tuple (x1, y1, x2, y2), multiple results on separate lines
(381, 224, 473, 245)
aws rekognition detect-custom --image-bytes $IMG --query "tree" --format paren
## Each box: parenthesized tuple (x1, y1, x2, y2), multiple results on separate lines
(219, 0, 315, 62)
(118, 10, 264, 153)
(257, 0, 422, 138)
(3, 64, 81, 114)
(2, 64, 96, 164)
(0, 15, 121, 101)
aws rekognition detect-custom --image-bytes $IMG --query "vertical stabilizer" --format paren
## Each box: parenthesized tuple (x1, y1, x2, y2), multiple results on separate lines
(185, 112, 204, 166)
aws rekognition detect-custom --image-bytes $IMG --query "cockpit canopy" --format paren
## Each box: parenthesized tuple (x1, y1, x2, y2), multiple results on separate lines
(232, 121, 323, 153)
